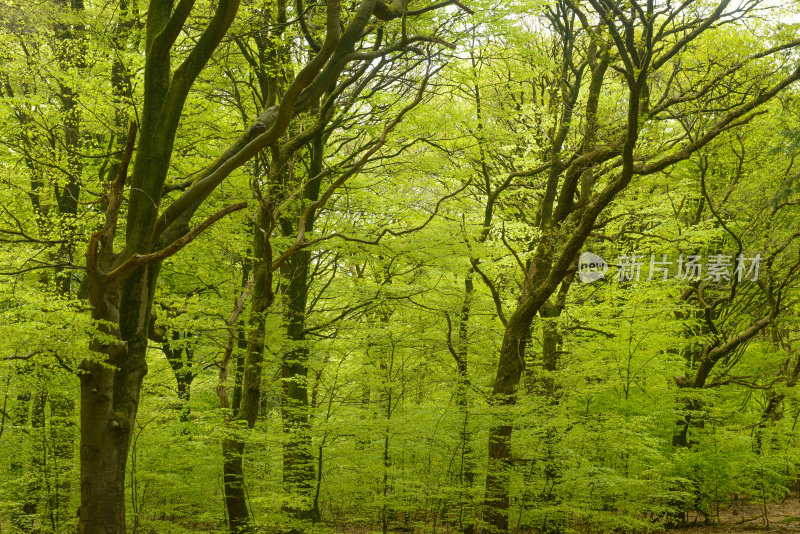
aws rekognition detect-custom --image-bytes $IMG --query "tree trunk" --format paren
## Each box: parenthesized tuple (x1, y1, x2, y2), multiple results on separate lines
(163, 334, 195, 422)
(23, 390, 46, 532)
(223, 203, 274, 532)
(78, 313, 149, 533)
(483, 319, 527, 533)
(281, 248, 317, 526)
(455, 271, 475, 534)
(279, 130, 324, 528)
(80, 246, 157, 533)
(755, 351, 800, 452)
(223, 438, 250, 533)
(49, 391, 75, 530)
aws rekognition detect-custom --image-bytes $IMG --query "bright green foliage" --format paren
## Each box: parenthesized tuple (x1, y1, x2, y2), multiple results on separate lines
(1, 0, 800, 533)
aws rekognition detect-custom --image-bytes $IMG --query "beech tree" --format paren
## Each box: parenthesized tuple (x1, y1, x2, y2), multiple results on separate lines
(2, 0, 800, 533)
(0, 0, 87, 528)
(471, 0, 800, 531)
(76, 0, 468, 531)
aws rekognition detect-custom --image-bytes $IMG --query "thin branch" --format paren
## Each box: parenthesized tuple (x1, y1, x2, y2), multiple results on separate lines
(101, 121, 138, 262)
(271, 177, 469, 272)
(106, 202, 247, 283)
(470, 257, 508, 327)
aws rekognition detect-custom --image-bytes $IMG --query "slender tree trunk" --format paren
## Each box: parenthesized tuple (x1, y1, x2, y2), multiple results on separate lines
(49, 392, 75, 530)
(455, 271, 475, 534)
(221, 6, 287, 527)
(528, 298, 568, 533)
(672, 315, 775, 447)
(223, 437, 250, 533)
(54, 0, 84, 293)
(9, 390, 30, 530)
(279, 131, 323, 528)
(223, 203, 275, 532)
(280, 248, 317, 526)
(280, 250, 318, 527)
(483, 318, 528, 533)
(11, 391, 30, 470)
(15, 4, 87, 528)
(539, 303, 562, 398)
(757, 351, 800, 452)
(380, 345, 394, 534)
(218, 262, 253, 532)
(20, 390, 46, 532)
(162, 335, 195, 422)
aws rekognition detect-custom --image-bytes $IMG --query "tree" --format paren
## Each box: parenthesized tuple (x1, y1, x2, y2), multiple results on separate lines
(2, 0, 800, 532)
(472, 0, 800, 530)
(76, 0, 469, 531)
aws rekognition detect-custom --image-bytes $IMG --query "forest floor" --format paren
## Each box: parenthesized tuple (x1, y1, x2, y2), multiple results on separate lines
(676, 495, 800, 533)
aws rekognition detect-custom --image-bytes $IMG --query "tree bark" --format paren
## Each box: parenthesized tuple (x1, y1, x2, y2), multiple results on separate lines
(223, 437, 250, 533)
(222, 202, 275, 532)
(78, 0, 242, 529)
(279, 131, 324, 527)
(455, 271, 476, 534)
(483, 312, 529, 533)
(79, 330, 149, 533)
(49, 392, 75, 530)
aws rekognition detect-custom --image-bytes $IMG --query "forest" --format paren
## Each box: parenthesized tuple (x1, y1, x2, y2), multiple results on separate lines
(1, 0, 800, 533)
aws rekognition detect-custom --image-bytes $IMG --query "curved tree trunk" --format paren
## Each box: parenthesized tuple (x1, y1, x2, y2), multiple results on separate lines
(78, 0, 242, 528)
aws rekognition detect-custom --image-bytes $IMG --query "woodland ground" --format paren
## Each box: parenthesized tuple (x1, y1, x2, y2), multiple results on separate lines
(330, 494, 800, 534)
(669, 493, 800, 534)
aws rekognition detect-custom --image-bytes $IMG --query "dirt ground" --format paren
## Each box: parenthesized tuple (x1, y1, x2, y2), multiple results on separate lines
(675, 495, 800, 533)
